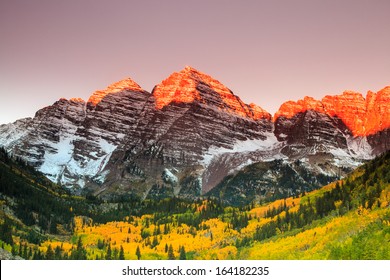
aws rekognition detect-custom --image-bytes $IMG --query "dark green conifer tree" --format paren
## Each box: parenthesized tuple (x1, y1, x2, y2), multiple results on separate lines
(0, 218, 14, 246)
(23, 243, 28, 259)
(46, 244, 54, 260)
(179, 246, 186, 260)
(136, 245, 141, 260)
(106, 243, 112, 260)
(113, 247, 119, 260)
(119, 245, 125, 260)
(168, 244, 175, 260)
(54, 245, 62, 260)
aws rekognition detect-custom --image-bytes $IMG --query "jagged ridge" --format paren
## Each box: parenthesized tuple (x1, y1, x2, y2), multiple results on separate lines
(274, 86, 390, 136)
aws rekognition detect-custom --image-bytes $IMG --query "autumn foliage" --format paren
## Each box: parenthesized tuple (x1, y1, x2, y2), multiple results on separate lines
(1, 149, 390, 260)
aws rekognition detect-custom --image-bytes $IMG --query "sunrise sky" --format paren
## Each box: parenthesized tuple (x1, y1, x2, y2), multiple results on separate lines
(1, 0, 389, 124)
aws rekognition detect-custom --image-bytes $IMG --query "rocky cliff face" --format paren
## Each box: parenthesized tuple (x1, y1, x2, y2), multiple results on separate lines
(0, 68, 389, 203)
(274, 87, 390, 159)
(0, 98, 86, 183)
(274, 87, 390, 137)
(101, 66, 273, 198)
(68, 79, 152, 189)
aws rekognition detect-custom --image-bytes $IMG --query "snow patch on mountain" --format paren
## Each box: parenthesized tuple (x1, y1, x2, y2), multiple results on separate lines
(39, 135, 76, 182)
(201, 132, 280, 166)
(346, 136, 374, 160)
(163, 168, 178, 184)
(0, 118, 32, 150)
(94, 170, 109, 184)
(63, 137, 117, 187)
(38, 130, 118, 187)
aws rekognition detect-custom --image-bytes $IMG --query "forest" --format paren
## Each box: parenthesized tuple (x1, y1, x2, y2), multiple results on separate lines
(1, 147, 389, 260)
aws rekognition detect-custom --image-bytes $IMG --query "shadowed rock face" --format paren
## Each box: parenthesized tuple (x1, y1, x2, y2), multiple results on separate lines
(275, 110, 350, 149)
(0, 67, 389, 202)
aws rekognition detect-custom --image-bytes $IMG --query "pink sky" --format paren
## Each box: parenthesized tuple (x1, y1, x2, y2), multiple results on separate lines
(1, 0, 389, 124)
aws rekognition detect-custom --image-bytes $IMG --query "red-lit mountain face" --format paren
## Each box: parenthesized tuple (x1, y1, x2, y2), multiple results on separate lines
(274, 87, 390, 136)
(274, 87, 390, 159)
(153, 66, 271, 120)
(0, 67, 389, 202)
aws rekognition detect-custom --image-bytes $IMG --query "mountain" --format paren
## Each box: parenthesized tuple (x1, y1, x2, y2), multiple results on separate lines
(208, 87, 390, 204)
(0, 67, 389, 203)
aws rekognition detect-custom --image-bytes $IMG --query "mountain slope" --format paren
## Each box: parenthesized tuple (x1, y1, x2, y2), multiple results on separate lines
(0, 147, 89, 237)
(206, 158, 339, 206)
(243, 150, 390, 259)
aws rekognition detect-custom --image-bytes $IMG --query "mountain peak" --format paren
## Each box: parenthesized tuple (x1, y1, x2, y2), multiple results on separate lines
(153, 66, 270, 120)
(249, 103, 272, 120)
(182, 65, 199, 73)
(152, 67, 200, 109)
(273, 96, 324, 121)
(88, 78, 143, 105)
(69, 97, 85, 103)
(178, 65, 225, 87)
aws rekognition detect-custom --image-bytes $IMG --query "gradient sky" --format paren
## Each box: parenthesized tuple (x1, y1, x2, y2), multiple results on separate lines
(1, 0, 389, 124)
